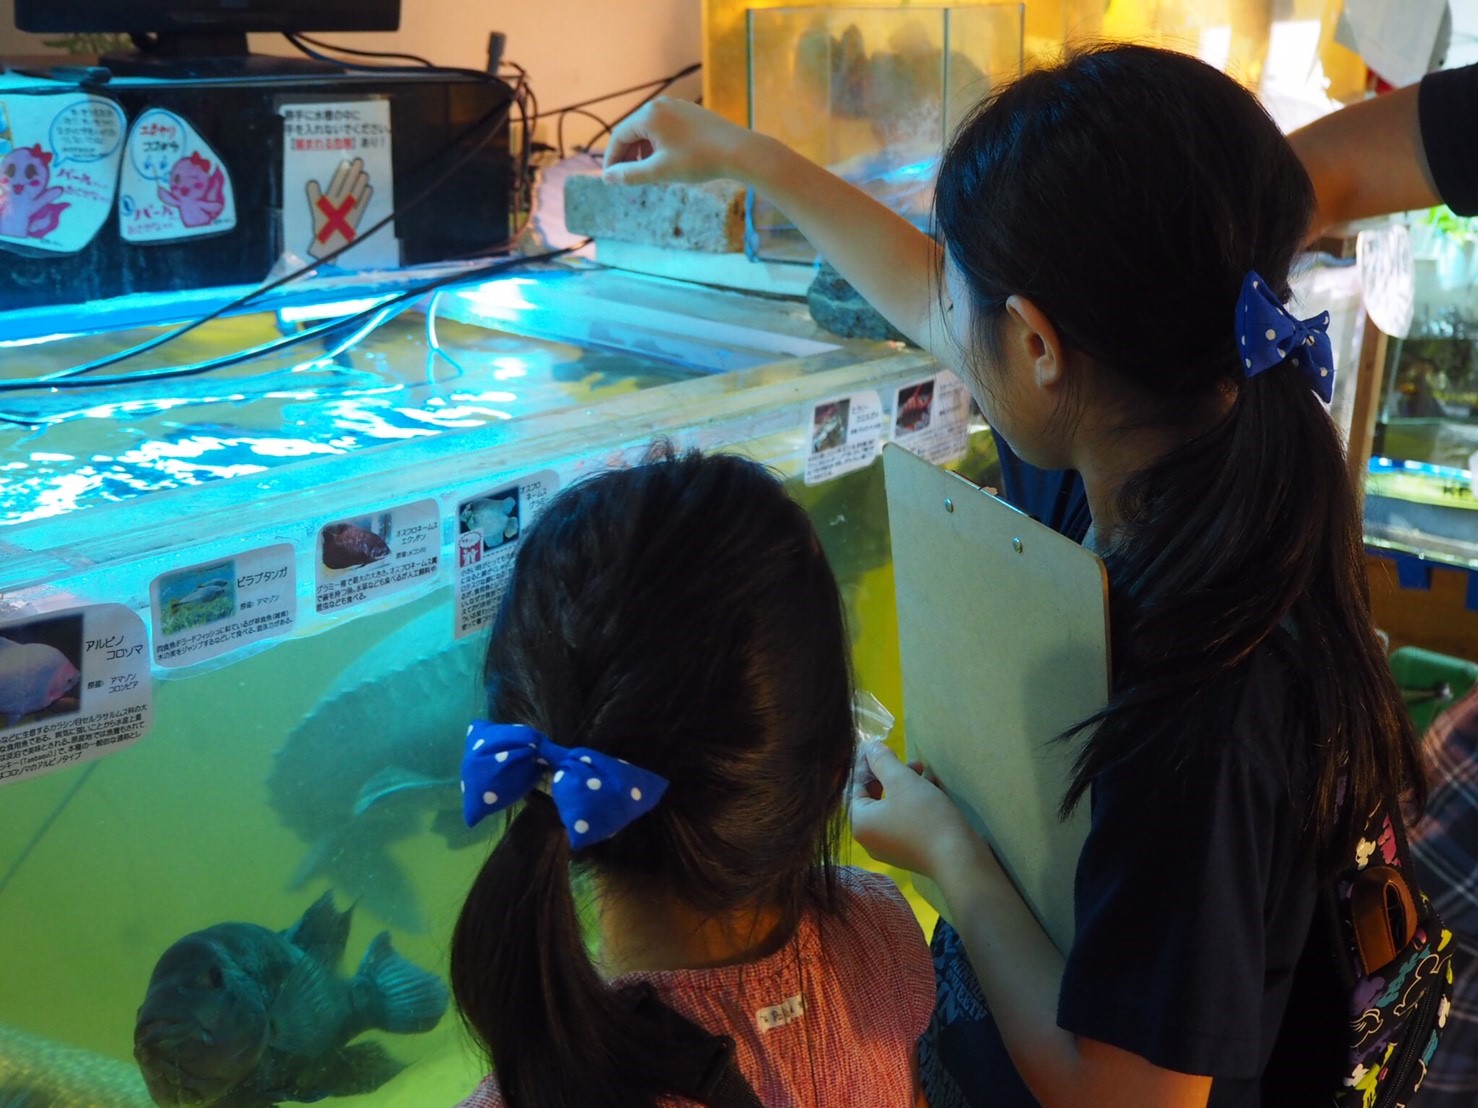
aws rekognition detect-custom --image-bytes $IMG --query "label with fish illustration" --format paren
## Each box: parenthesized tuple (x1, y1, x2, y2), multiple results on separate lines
(315, 499, 440, 613)
(278, 98, 396, 270)
(454, 471, 559, 638)
(0, 91, 125, 255)
(151, 546, 297, 668)
(118, 107, 237, 243)
(890, 371, 971, 466)
(804, 390, 885, 486)
(0, 604, 152, 788)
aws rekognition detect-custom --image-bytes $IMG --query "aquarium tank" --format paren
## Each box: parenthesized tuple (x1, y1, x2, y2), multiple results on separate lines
(0, 260, 991, 1105)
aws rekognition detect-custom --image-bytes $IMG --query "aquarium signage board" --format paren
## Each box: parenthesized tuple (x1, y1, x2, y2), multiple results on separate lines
(119, 107, 238, 243)
(0, 604, 152, 787)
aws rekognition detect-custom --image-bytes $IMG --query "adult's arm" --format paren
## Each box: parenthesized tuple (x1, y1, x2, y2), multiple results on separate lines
(1287, 82, 1439, 238)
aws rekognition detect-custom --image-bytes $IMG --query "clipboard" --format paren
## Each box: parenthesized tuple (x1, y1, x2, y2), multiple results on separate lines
(882, 443, 1109, 953)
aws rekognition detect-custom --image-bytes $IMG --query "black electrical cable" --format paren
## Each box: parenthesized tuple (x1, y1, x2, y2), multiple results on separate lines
(3, 245, 581, 398)
(44, 85, 520, 383)
(292, 32, 435, 67)
(557, 108, 615, 160)
(534, 63, 701, 120)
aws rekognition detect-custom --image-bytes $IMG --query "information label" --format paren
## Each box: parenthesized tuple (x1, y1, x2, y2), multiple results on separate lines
(279, 99, 396, 269)
(151, 545, 297, 667)
(455, 472, 559, 638)
(315, 499, 441, 613)
(803, 391, 885, 486)
(0, 604, 152, 787)
(890, 371, 972, 466)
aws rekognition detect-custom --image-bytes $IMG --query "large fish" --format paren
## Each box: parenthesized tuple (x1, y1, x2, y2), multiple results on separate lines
(0, 1022, 153, 1107)
(0, 636, 81, 727)
(319, 524, 389, 571)
(266, 608, 483, 932)
(133, 892, 447, 1108)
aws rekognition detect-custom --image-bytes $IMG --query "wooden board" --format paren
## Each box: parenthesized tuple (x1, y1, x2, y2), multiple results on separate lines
(882, 443, 1110, 953)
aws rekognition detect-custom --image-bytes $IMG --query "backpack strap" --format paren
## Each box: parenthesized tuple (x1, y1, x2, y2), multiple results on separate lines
(623, 983, 766, 1108)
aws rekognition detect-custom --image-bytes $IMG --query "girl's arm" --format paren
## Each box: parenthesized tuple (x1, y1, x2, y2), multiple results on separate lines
(602, 99, 954, 363)
(851, 742, 1212, 1108)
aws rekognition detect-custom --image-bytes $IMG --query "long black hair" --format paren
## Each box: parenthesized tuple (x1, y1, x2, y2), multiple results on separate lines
(934, 44, 1424, 869)
(449, 448, 855, 1107)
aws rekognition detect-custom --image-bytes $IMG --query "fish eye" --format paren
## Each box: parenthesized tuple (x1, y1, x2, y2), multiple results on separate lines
(199, 965, 225, 989)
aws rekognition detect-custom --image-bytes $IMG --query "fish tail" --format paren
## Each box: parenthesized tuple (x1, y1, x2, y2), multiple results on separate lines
(354, 932, 448, 1035)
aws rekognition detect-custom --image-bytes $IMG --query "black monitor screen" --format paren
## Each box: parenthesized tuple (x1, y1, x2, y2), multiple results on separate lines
(15, 0, 400, 35)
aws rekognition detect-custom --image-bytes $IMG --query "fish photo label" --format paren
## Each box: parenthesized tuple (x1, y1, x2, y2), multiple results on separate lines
(0, 90, 126, 255)
(0, 604, 153, 788)
(803, 389, 885, 486)
(119, 107, 237, 243)
(889, 371, 971, 466)
(151, 545, 297, 668)
(454, 471, 559, 638)
(315, 499, 441, 614)
(278, 98, 397, 270)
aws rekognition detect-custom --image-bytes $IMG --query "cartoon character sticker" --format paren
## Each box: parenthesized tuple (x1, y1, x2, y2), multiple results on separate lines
(0, 93, 125, 255)
(160, 151, 225, 228)
(0, 145, 68, 239)
(119, 108, 236, 243)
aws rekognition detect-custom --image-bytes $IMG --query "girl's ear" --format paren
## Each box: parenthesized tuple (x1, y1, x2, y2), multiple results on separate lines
(1003, 294, 1066, 392)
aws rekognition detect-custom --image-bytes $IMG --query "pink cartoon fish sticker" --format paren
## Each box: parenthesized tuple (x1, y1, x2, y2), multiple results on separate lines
(0, 145, 69, 239)
(0, 636, 81, 726)
(159, 151, 226, 228)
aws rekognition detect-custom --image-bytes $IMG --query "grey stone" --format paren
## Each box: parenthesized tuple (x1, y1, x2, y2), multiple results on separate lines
(807, 259, 909, 342)
(564, 174, 747, 253)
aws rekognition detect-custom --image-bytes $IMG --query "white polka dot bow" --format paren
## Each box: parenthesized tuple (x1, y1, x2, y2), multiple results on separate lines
(1237, 270, 1334, 404)
(460, 720, 669, 848)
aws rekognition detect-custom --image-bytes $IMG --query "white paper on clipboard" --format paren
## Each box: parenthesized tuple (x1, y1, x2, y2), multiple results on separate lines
(882, 443, 1109, 953)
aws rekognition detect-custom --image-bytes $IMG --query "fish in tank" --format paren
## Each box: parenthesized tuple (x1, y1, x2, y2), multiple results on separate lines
(134, 891, 446, 1108)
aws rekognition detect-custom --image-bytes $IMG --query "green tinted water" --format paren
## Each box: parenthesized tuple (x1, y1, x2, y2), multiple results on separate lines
(0, 454, 952, 1105)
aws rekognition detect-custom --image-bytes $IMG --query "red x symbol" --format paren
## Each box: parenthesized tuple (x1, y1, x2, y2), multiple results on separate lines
(315, 193, 357, 244)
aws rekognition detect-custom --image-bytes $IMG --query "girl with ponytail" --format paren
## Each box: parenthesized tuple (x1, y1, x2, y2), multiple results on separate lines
(450, 449, 933, 1108)
(605, 43, 1432, 1107)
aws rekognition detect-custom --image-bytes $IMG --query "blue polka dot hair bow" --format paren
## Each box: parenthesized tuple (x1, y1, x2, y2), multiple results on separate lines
(461, 720, 669, 848)
(1237, 270, 1335, 404)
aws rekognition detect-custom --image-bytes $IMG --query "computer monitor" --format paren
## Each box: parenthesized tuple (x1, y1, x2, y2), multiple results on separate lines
(14, 0, 402, 78)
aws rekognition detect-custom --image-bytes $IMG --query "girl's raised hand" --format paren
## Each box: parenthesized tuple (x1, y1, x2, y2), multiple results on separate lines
(849, 741, 978, 879)
(602, 98, 758, 187)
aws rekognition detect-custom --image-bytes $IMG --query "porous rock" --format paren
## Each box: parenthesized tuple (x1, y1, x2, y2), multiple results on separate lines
(807, 259, 908, 342)
(564, 174, 746, 253)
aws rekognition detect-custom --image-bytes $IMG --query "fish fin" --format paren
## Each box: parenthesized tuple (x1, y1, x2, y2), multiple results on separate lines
(354, 931, 449, 1034)
(281, 889, 352, 969)
(431, 806, 484, 849)
(351, 766, 454, 817)
(289, 831, 427, 934)
(282, 1042, 406, 1100)
(268, 955, 343, 1057)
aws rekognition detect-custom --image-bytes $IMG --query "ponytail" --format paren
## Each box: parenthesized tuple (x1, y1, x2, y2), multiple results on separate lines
(1060, 362, 1426, 872)
(451, 794, 676, 1107)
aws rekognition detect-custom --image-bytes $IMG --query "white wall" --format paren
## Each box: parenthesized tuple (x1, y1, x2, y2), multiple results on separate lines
(0, 0, 702, 147)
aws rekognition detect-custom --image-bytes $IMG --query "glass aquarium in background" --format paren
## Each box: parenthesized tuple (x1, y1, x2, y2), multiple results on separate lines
(743, 4, 1025, 263)
(1361, 211, 1478, 570)
(0, 262, 979, 1105)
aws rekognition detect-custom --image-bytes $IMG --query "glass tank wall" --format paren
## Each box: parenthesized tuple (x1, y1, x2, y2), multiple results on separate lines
(1364, 268, 1478, 570)
(0, 264, 980, 1105)
(744, 4, 1024, 262)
